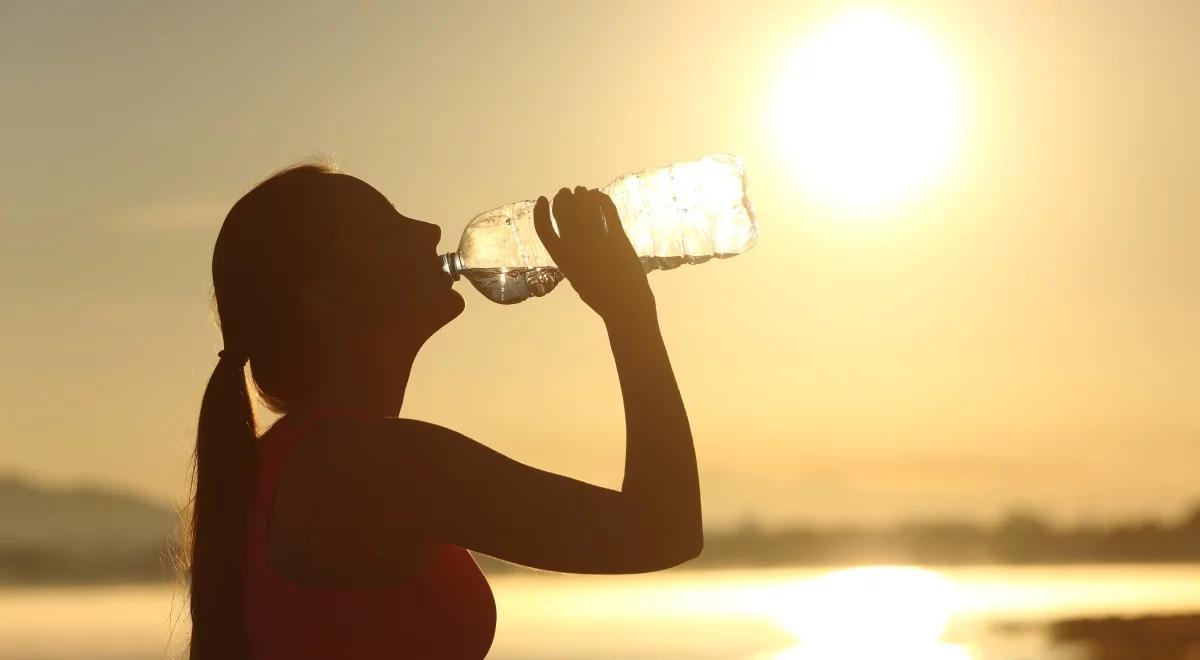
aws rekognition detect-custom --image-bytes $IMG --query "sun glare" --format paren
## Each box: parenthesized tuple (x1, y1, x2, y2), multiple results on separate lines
(764, 566, 974, 660)
(770, 8, 965, 215)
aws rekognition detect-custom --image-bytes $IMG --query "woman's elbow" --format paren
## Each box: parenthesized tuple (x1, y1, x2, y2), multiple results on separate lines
(647, 530, 703, 571)
(628, 509, 703, 571)
(681, 531, 704, 563)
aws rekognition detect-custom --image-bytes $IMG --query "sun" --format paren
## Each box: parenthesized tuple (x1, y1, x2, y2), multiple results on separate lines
(770, 8, 966, 214)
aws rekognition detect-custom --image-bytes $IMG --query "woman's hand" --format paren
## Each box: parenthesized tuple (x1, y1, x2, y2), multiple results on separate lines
(534, 187, 656, 322)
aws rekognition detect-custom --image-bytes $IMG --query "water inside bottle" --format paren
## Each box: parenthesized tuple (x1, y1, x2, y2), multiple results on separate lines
(458, 254, 740, 304)
(460, 267, 565, 304)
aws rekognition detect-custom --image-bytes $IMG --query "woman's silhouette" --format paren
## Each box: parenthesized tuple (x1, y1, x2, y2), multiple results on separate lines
(184, 164, 702, 659)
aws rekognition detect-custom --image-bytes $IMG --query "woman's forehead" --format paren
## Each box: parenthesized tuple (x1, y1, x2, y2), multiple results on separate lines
(327, 173, 393, 212)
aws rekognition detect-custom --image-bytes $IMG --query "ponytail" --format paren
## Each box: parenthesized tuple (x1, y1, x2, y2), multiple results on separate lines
(187, 354, 257, 659)
(181, 162, 338, 658)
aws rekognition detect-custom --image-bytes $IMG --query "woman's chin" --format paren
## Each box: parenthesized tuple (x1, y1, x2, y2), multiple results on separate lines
(440, 289, 466, 323)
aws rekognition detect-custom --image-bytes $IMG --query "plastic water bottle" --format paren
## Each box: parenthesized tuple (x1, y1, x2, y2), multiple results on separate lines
(441, 153, 758, 304)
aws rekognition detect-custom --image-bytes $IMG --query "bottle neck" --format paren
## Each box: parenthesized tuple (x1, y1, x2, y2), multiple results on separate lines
(440, 252, 463, 280)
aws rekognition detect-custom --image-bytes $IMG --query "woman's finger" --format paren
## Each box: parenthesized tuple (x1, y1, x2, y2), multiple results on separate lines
(532, 195, 567, 269)
(552, 187, 578, 243)
(573, 185, 605, 240)
(594, 190, 637, 256)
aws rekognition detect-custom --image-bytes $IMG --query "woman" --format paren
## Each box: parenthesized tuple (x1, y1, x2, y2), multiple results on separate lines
(185, 163, 703, 659)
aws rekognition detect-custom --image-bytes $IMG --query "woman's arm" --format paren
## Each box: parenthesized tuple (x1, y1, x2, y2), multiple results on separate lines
(326, 187, 702, 574)
(606, 307, 702, 554)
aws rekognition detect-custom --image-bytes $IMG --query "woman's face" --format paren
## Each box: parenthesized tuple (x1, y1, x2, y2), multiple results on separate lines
(319, 176, 464, 351)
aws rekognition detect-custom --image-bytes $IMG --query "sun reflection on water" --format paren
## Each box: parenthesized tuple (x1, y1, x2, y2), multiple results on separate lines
(762, 566, 976, 660)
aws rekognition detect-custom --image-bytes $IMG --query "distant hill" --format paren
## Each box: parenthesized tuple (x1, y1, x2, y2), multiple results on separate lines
(0, 473, 178, 584)
(0, 473, 176, 548)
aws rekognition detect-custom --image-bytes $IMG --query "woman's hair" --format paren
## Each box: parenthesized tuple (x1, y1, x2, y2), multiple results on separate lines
(182, 162, 346, 659)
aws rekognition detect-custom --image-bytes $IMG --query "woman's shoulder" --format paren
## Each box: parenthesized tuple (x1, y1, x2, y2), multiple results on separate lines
(287, 411, 467, 460)
(303, 411, 458, 433)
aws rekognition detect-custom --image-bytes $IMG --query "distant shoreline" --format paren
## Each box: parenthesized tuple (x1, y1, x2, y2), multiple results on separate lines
(7, 553, 1200, 587)
(4, 471, 1200, 585)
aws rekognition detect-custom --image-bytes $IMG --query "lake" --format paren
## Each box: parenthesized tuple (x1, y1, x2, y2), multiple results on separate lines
(3, 564, 1200, 659)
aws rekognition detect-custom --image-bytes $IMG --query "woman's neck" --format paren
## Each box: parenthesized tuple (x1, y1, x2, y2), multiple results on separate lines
(298, 350, 417, 419)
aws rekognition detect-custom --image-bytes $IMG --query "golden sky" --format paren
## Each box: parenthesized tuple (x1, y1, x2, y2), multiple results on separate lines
(2, 0, 1197, 528)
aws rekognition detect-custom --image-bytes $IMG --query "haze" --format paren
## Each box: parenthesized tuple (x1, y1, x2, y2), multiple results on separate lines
(2, 0, 1197, 529)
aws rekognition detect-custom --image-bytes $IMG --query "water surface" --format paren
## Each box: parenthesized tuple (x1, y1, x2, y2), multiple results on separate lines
(4, 564, 1199, 659)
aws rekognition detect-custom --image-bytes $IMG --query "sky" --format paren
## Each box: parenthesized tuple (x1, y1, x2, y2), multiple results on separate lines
(2, 0, 1197, 530)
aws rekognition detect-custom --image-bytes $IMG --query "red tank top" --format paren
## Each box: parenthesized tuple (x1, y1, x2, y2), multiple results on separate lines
(243, 409, 497, 659)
